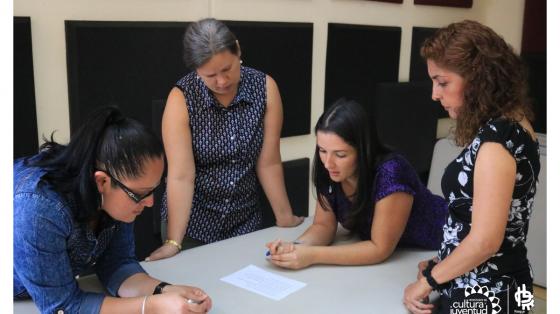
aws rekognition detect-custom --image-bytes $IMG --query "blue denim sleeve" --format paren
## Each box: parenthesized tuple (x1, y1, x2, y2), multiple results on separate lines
(13, 193, 106, 314)
(95, 222, 146, 296)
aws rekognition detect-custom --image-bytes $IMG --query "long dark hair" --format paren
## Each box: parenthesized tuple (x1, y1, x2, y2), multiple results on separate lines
(313, 98, 391, 230)
(27, 106, 164, 223)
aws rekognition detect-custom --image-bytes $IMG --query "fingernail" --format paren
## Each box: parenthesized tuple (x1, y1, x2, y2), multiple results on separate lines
(145, 257, 151, 261)
(265, 250, 270, 256)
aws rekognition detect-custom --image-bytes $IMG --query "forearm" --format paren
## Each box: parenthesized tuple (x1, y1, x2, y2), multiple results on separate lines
(166, 177, 194, 242)
(256, 162, 294, 222)
(309, 240, 393, 266)
(431, 234, 498, 284)
(100, 295, 150, 314)
(118, 273, 160, 297)
(297, 223, 336, 246)
(102, 273, 161, 314)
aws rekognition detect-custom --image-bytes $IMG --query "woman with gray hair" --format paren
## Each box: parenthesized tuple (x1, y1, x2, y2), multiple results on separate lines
(147, 18, 303, 261)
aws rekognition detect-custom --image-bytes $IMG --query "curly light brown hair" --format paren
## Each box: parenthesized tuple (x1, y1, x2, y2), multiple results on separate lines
(421, 20, 533, 146)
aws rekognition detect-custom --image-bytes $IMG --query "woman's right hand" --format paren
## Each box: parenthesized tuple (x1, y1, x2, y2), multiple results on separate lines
(145, 243, 180, 262)
(148, 291, 212, 313)
(265, 239, 297, 256)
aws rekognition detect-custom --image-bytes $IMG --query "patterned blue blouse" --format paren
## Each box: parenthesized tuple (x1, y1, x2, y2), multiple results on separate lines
(162, 66, 267, 243)
(324, 154, 448, 250)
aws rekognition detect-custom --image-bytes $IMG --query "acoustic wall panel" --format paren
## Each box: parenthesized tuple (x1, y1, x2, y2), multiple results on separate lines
(521, 0, 546, 133)
(374, 81, 447, 183)
(65, 20, 313, 138)
(324, 23, 401, 112)
(409, 27, 437, 82)
(366, 0, 403, 3)
(65, 21, 186, 134)
(226, 22, 313, 137)
(414, 0, 472, 8)
(14, 17, 39, 159)
(260, 158, 310, 229)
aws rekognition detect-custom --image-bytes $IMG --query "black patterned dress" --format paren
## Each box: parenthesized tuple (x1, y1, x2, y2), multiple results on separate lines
(437, 118, 540, 312)
(161, 66, 267, 243)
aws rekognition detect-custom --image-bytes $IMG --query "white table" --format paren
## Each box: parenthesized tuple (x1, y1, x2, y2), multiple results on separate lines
(14, 218, 436, 313)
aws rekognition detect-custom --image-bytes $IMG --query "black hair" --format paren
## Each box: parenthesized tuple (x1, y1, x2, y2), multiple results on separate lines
(313, 98, 391, 231)
(27, 106, 164, 222)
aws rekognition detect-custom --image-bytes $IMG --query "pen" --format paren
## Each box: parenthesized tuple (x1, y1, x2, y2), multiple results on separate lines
(265, 240, 303, 256)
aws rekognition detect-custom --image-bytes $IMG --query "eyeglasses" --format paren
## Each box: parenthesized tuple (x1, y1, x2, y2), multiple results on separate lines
(97, 169, 158, 203)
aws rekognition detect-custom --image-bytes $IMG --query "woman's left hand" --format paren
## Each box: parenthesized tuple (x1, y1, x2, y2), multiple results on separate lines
(403, 278, 434, 314)
(267, 243, 313, 270)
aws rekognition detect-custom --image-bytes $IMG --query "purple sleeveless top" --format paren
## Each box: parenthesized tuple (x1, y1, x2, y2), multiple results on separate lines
(323, 154, 447, 249)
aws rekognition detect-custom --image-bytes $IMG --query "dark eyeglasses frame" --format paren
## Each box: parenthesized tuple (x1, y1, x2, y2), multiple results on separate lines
(97, 169, 158, 204)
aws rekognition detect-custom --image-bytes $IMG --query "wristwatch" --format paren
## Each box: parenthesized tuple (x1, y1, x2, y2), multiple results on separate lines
(153, 281, 171, 295)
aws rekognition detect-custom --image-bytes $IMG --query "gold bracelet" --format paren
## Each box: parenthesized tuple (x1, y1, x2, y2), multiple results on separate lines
(165, 239, 182, 251)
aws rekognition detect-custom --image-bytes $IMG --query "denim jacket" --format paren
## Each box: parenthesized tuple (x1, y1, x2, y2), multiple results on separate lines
(13, 157, 146, 313)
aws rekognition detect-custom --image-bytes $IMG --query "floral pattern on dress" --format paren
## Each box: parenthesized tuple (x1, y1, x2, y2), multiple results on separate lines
(437, 118, 540, 303)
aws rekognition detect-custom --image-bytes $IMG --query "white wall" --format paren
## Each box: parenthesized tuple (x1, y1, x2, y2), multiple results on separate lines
(14, 0, 526, 215)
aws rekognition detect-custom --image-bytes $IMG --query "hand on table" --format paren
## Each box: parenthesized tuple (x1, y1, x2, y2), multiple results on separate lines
(145, 243, 180, 262)
(150, 285, 212, 313)
(265, 239, 313, 270)
(403, 278, 434, 314)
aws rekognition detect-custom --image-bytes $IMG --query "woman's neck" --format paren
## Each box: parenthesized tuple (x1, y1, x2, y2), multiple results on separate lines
(214, 92, 236, 107)
(341, 176, 358, 200)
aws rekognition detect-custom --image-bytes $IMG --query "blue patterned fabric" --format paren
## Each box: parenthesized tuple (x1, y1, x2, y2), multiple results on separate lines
(437, 118, 540, 312)
(13, 155, 145, 313)
(324, 154, 448, 249)
(161, 66, 267, 243)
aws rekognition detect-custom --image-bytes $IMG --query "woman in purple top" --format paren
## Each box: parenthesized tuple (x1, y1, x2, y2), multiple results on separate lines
(266, 98, 447, 269)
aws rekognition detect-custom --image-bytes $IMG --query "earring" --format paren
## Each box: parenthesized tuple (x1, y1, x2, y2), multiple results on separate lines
(240, 60, 243, 64)
(328, 185, 333, 194)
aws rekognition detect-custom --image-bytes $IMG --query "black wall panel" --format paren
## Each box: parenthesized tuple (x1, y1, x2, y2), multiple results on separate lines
(409, 27, 437, 82)
(414, 0, 472, 7)
(260, 158, 310, 229)
(65, 20, 312, 138)
(66, 21, 188, 133)
(375, 81, 447, 183)
(14, 17, 39, 159)
(324, 23, 401, 111)
(521, 0, 546, 133)
(523, 54, 546, 133)
(226, 22, 313, 137)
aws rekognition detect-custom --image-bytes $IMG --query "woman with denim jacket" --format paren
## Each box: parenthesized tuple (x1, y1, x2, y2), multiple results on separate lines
(13, 107, 212, 313)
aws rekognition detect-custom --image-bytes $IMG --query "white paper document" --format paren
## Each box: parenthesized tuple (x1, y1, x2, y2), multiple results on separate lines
(220, 264, 306, 301)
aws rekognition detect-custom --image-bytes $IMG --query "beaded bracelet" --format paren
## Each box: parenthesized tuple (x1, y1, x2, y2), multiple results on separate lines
(422, 260, 446, 290)
(165, 239, 182, 251)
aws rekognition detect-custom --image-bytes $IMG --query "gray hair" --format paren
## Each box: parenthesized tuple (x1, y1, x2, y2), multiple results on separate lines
(183, 18, 239, 70)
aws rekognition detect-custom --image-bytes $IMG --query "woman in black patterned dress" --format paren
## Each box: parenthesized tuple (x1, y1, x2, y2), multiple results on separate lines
(403, 20, 540, 314)
(147, 18, 303, 261)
